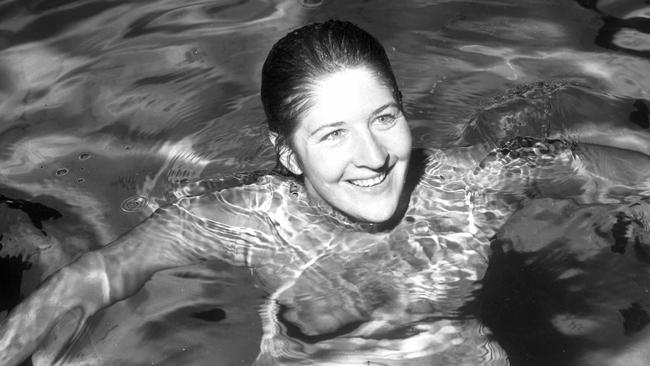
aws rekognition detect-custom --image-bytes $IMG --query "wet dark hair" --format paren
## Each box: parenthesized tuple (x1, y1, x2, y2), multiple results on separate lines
(261, 20, 402, 173)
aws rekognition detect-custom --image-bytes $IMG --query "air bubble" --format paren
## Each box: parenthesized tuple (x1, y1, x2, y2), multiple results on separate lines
(79, 153, 91, 160)
(76, 178, 86, 184)
(121, 195, 148, 212)
(55, 168, 69, 176)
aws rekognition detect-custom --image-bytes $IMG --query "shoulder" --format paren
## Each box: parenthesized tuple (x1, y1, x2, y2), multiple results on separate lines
(173, 172, 294, 212)
(420, 145, 490, 179)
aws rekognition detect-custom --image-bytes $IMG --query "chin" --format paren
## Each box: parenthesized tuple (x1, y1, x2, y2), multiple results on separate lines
(352, 203, 399, 223)
(346, 187, 406, 224)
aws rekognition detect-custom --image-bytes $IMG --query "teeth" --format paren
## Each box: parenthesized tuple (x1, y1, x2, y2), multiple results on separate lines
(349, 172, 387, 187)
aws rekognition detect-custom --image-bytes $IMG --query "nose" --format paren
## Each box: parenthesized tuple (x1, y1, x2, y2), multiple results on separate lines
(352, 129, 388, 170)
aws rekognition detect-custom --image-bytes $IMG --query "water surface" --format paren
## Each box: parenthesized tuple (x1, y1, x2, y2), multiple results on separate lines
(1, 0, 649, 365)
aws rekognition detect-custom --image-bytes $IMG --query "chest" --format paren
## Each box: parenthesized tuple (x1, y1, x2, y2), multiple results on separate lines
(254, 214, 490, 304)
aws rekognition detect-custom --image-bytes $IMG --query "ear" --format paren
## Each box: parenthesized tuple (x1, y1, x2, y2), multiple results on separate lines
(268, 131, 303, 175)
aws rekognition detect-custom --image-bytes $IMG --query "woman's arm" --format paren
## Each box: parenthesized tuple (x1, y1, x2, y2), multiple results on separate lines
(429, 136, 650, 241)
(471, 136, 650, 198)
(0, 180, 276, 366)
(0, 250, 110, 366)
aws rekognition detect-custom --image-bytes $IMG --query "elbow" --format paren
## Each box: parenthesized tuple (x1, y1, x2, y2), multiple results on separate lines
(54, 251, 112, 313)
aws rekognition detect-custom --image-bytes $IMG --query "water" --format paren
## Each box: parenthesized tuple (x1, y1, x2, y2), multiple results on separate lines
(0, 0, 649, 365)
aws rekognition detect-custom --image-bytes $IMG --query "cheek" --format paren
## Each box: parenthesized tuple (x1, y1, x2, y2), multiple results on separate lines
(387, 123, 413, 157)
(400, 128, 413, 155)
(302, 148, 347, 183)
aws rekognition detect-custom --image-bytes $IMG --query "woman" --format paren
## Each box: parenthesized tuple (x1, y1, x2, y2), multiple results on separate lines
(0, 20, 648, 366)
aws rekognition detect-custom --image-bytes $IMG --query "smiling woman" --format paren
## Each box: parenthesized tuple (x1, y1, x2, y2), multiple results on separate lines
(1, 20, 649, 366)
(261, 20, 412, 223)
(284, 67, 412, 223)
(261, 21, 411, 222)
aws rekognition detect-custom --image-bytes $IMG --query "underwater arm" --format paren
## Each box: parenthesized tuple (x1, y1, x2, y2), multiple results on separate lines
(0, 204, 194, 366)
(431, 137, 588, 239)
(473, 136, 650, 196)
(0, 187, 274, 366)
(466, 137, 581, 194)
(458, 136, 650, 233)
(0, 250, 111, 366)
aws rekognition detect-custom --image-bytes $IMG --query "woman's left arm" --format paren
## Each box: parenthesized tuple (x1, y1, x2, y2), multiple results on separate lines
(434, 136, 650, 238)
(0, 179, 277, 366)
(471, 136, 650, 197)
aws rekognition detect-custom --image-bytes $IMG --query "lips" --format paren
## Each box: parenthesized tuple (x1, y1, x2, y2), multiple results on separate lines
(348, 171, 387, 187)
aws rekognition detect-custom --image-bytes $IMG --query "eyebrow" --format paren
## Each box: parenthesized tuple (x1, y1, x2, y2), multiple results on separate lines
(308, 102, 400, 137)
(309, 121, 345, 137)
(369, 102, 400, 118)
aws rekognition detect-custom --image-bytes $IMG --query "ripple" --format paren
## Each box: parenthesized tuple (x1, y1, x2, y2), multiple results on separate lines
(123, 0, 282, 38)
(298, 0, 324, 8)
(120, 195, 148, 212)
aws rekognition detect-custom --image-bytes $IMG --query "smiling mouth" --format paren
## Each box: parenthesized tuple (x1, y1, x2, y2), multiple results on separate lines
(348, 171, 388, 187)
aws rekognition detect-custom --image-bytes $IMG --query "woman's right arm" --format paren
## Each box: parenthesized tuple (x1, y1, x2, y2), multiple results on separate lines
(0, 181, 276, 366)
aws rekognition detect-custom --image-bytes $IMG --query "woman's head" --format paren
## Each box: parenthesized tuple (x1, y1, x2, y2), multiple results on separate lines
(261, 20, 402, 146)
(261, 20, 412, 223)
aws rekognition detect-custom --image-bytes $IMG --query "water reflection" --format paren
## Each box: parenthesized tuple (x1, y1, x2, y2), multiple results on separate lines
(480, 197, 650, 366)
(0, 0, 649, 365)
(575, 0, 650, 59)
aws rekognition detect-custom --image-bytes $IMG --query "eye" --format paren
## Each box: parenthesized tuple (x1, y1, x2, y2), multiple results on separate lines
(321, 129, 345, 142)
(374, 113, 396, 127)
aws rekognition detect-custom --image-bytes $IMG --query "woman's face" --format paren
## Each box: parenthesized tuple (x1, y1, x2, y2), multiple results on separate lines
(288, 67, 412, 223)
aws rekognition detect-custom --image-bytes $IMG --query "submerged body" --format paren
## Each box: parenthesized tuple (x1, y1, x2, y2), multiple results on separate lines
(2, 136, 648, 366)
(1, 19, 650, 365)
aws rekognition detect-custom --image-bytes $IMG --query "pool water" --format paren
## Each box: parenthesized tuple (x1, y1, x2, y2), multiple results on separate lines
(0, 0, 649, 365)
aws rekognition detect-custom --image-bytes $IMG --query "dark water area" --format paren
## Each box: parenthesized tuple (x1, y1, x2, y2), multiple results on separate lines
(1, 0, 650, 365)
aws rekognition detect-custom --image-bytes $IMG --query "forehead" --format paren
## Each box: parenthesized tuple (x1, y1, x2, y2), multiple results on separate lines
(301, 67, 395, 127)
